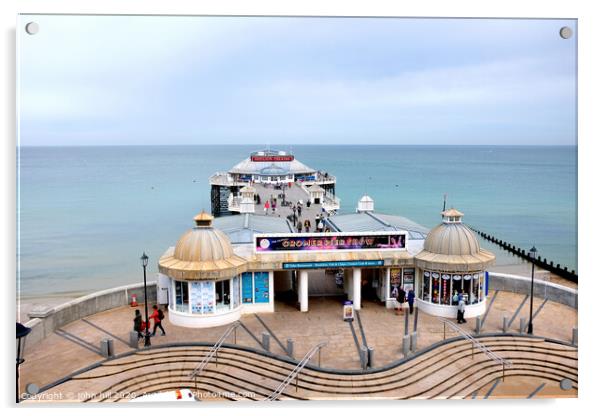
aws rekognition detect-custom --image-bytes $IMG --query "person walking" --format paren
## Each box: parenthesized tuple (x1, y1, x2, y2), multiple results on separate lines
(407, 289, 415, 314)
(133, 309, 144, 340)
(457, 294, 467, 324)
(397, 288, 407, 315)
(315, 213, 320, 228)
(264, 201, 269, 215)
(297, 220, 302, 233)
(317, 220, 324, 232)
(304, 219, 311, 232)
(150, 305, 166, 336)
(306, 199, 311, 208)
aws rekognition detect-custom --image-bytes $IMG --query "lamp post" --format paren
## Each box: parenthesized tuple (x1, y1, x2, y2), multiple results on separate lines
(140, 252, 151, 347)
(527, 246, 537, 335)
(16, 322, 32, 403)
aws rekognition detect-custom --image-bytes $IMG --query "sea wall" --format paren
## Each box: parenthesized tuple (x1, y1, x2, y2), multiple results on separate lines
(488, 272, 577, 309)
(24, 282, 157, 349)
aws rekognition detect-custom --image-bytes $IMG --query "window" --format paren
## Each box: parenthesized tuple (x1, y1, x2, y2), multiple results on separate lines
(432, 273, 440, 304)
(174, 280, 189, 313)
(232, 276, 240, 309)
(422, 271, 430, 301)
(215, 279, 231, 312)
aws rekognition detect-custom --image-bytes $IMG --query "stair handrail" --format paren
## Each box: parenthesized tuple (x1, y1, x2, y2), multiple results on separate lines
(189, 321, 240, 379)
(438, 318, 512, 368)
(264, 341, 327, 401)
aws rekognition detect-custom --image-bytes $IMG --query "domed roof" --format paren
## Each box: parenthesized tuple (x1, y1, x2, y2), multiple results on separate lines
(158, 211, 247, 280)
(415, 208, 495, 272)
(423, 223, 481, 255)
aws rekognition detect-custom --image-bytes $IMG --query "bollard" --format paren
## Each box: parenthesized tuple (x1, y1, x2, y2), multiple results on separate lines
(100, 338, 114, 358)
(475, 317, 481, 334)
(413, 307, 419, 332)
(402, 335, 411, 358)
(572, 328, 578, 346)
(519, 317, 527, 334)
(360, 346, 368, 370)
(502, 316, 509, 333)
(262, 332, 270, 352)
(129, 331, 139, 349)
(404, 311, 409, 336)
(286, 338, 294, 356)
(410, 332, 418, 352)
(367, 346, 375, 368)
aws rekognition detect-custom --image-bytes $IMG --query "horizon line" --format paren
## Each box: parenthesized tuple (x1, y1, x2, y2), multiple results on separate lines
(17, 143, 578, 148)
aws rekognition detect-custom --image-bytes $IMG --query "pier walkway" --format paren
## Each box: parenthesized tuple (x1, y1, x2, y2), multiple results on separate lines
(253, 183, 331, 232)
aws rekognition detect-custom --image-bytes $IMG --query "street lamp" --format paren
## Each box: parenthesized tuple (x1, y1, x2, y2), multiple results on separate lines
(527, 246, 537, 334)
(140, 252, 151, 347)
(16, 322, 32, 403)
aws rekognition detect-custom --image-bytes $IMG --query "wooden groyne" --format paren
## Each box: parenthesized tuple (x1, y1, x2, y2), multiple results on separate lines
(467, 226, 578, 284)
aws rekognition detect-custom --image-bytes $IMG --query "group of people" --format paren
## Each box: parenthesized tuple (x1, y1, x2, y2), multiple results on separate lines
(133, 304, 166, 341)
(263, 195, 278, 215)
(392, 287, 416, 315)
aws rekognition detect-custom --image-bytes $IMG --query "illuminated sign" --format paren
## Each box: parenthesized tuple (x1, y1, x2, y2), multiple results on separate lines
(251, 155, 294, 162)
(255, 231, 406, 253)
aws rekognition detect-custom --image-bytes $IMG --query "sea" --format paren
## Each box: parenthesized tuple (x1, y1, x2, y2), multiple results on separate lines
(17, 145, 577, 298)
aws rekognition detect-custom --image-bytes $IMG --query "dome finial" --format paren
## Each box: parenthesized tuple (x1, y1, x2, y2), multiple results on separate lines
(441, 207, 464, 224)
(193, 210, 214, 227)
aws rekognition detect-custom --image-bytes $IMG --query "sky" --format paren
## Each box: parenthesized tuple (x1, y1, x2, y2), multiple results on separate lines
(18, 16, 577, 146)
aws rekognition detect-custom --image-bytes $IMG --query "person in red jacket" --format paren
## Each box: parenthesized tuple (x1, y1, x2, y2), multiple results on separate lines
(150, 304, 166, 336)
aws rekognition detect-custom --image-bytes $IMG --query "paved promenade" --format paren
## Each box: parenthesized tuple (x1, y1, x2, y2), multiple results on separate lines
(20, 290, 577, 395)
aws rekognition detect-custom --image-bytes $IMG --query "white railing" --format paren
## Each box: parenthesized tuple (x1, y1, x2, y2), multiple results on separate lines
(189, 321, 241, 383)
(438, 318, 512, 379)
(323, 191, 340, 211)
(210, 172, 248, 187)
(228, 194, 242, 211)
(264, 341, 328, 401)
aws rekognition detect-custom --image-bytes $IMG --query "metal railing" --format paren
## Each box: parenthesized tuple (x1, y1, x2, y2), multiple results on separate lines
(264, 341, 327, 401)
(189, 321, 240, 385)
(438, 318, 512, 380)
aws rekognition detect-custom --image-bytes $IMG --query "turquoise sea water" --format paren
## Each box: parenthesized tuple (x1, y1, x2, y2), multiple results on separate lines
(17, 145, 577, 297)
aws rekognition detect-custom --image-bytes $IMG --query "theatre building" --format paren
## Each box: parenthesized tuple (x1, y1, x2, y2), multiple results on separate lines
(157, 201, 495, 328)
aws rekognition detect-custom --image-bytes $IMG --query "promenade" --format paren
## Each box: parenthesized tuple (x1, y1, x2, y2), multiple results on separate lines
(20, 290, 577, 398)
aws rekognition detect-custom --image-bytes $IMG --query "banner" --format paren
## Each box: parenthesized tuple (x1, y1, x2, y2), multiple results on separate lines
(251, 155, 294, 162)
(256, 232, 406, 253)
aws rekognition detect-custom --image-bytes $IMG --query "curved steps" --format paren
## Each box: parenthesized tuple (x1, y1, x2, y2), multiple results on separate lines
(41, 336, 577, 401)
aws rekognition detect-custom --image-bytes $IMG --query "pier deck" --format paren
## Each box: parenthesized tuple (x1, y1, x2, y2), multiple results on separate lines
(253, 183, 332, 232)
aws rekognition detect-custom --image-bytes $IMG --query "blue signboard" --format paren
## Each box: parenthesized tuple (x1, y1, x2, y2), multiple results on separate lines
(254, 272, 269, 303)
(283, 260, 384, 270)
(242, 272, 253, 304)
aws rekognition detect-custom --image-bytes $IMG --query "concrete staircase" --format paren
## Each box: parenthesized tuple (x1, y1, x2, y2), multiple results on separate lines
(41, 336, 577, 401)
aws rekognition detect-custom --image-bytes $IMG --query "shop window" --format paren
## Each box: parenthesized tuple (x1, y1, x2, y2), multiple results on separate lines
(215, 279, 231, 311)
(232, 276, 240, 309)
(441, 274, 450, 305)
(174, 280, 189, 313)
(389, 268, 401, 298)
(451, 275, 462, 305)
(432, 273, 440, 304)
(422, 271, 430, 301)
(471, 274, 479, 304)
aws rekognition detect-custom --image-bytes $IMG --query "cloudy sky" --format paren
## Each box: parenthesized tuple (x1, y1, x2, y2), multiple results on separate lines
(18, 15, 576, 146)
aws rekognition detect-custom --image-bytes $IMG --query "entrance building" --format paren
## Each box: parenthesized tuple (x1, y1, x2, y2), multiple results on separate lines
(157, 203, 495, 328)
